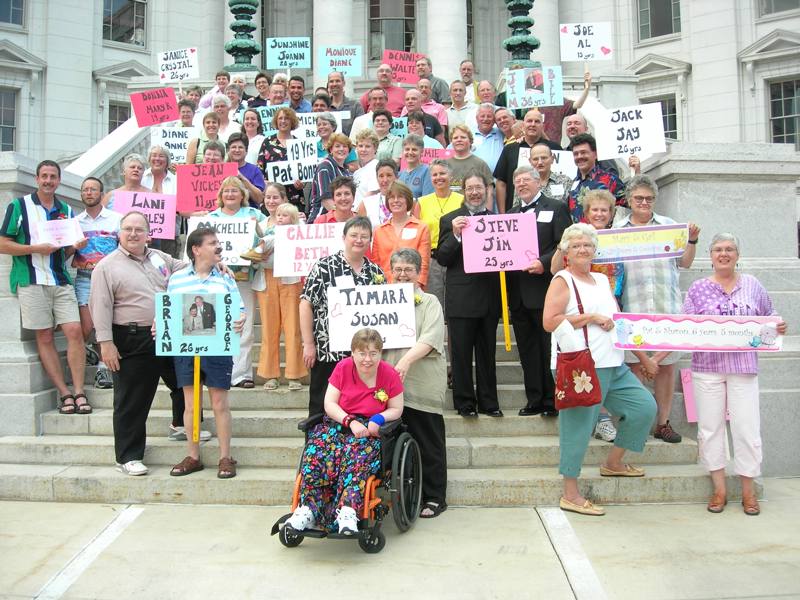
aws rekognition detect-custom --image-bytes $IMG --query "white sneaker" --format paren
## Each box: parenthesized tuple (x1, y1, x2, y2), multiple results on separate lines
(336, 506, 359, 535)
(286, 505, 316, 531)
(116, 460, 148, 476)
(594, 419, 617, 443)
(168, 425, 212, 442)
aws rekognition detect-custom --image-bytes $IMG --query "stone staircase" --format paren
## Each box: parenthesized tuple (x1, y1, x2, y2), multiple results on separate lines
(1, 261, 797, 507)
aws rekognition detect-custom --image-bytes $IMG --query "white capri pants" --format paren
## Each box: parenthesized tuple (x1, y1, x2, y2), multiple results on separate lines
(692, 371, 762, 478)
(231, 280, 257, 385)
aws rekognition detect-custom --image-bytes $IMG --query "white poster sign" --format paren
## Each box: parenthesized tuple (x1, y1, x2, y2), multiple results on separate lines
(559, 23, 613, 62)
(596, 103, 666, 161)
(186, 216, 255, 267)
(158, 47, 199, 83)
(263, 138, 319, 184)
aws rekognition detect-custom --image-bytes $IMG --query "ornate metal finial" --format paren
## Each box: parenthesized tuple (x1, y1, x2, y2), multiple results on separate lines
(225, 0, 261, 71)
(503, 0, 541, 70)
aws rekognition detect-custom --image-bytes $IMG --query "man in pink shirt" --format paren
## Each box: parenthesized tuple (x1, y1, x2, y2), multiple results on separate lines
(359, 63, 406, 117)
(402, 78, 448, 131)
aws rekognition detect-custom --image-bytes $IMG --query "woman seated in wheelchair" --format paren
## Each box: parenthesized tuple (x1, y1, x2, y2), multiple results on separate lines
(286, 328, 404, 536)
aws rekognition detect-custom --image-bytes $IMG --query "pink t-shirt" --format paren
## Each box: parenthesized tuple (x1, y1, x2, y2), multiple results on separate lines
(328, 357, 403, 417)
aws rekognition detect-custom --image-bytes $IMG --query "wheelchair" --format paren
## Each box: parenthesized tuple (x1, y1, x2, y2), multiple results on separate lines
(270, 413, 423, 554)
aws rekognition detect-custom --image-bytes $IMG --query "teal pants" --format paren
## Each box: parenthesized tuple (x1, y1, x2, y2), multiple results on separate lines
(558, 364, 656, 478)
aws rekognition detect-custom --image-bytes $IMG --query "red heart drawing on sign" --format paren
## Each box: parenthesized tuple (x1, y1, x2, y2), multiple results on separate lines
(524, 250, 537, 263)
(331, 303, 342, 318)
(399, 324, 415, 337)
(601, 46, 612, 55)
(190, 48, 196, 53)
(160, 73, 165, 79)
(560, 26, 568, 33)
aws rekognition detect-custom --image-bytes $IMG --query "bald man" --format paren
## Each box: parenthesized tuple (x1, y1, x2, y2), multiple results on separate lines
(359, 63, 406, 116)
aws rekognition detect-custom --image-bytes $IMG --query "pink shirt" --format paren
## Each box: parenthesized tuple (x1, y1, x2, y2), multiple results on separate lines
(360, 86, 407, 117)
(328, 357, 403, 416)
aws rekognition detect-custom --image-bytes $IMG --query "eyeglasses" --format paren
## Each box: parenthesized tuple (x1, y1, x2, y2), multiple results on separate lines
(353, 350, 380, 360)
(568, 243, 595, 250)
(392, 267, 417, 275)
(631, 195, 655, 205)
(465, 186, 485, 193)
(121, 226, 148, 235)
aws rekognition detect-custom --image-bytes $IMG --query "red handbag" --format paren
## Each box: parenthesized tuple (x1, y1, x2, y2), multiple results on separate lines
(554, 277, 603, 411)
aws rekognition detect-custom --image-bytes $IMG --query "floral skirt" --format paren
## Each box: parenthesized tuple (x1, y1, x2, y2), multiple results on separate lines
(298, 416, 382, 531)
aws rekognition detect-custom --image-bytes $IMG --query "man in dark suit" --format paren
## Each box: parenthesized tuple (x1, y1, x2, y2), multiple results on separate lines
(437, 170, 502, 418)
(506, 165, 571, 417)
(193, 295, 216, 329)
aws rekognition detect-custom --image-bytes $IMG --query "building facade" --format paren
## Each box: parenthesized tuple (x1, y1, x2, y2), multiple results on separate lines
(0, 0, 798, 162)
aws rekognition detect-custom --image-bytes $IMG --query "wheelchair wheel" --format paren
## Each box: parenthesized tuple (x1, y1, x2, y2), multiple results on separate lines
(358, 529, 386, 554)
(279, 526, 304, 548)
(390, 432, 423, 532)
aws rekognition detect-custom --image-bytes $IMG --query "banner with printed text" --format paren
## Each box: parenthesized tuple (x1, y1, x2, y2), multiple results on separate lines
(613, 313, 784, 352)
(594, 224, 689, 264)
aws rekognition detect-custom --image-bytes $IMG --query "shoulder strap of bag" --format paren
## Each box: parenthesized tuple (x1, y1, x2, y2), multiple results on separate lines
(569, 276, 590, 348)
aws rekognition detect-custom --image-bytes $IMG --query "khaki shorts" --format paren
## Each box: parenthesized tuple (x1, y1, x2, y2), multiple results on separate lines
(625, 350, 683, 366)
(18, 284, 80, 330)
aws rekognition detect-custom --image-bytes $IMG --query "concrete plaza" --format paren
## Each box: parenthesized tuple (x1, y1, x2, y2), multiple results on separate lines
(2, 477, 799, 600)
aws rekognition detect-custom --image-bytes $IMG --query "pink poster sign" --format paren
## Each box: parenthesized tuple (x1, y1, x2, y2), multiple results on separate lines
(614, 313, 784, 352)
(461, 213, 539, 273)
(130, 88, 179, 127)
(175, 163, 239, 212)
(113, 191, 177, 240)
(399, 148, 454, 170)
(382, 50, 425, 84)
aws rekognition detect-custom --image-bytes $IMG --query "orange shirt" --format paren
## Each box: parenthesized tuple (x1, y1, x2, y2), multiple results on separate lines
(369, 216, 431, 286)
(319, 210, 356, 223)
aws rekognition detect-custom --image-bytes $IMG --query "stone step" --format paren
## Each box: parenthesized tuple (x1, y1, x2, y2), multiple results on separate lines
(0, 434, 697, 469)
(39, 408, 562, 438)
(0, 462, 733, 506)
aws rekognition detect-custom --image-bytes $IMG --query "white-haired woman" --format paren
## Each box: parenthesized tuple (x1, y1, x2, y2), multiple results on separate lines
(543, 223, 656, 516)
(683, 233, 787, 516)
(102, 154, 150, 208)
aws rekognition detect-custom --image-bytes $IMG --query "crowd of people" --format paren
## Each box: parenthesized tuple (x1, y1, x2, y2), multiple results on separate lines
(0, 55, 788, 529)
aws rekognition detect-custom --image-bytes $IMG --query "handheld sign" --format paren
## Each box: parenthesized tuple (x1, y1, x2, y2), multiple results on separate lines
(176, 162, 239, 212)
(150, 127, 195, 164)
(112, 191, 177, 240)
(294, 111, 350, 139)
(273, 222, 345, 277)
(317, 45, 362, 77)
(594, 224, 689, 264)
(255, 104, 290, 129)
(390, 117, 408, 139)
(559, 22, 613, 62)
(327, 283, 417, 352)
(266, 37, 311, 69)
(185, 216, 255, 267)
(130, 88, 179, 128)
(399, 148, 454, 170)
(461, 213, 539, 273)
(34, 218, 83, 247)
(596, 103, 666, 160)
(263, 139, 319, 184)
(506, 66, 564, 110)
(158, 47, 199, 82)
(155, 292, 242, 356)
(382, 50, 424, 84)
(614, 313, 784, 352)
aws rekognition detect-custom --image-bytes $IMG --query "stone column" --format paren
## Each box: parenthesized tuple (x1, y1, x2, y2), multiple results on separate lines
(426, 0, 467, 84)
(529, 0, 559, 67)
(312, 0, 353, 91)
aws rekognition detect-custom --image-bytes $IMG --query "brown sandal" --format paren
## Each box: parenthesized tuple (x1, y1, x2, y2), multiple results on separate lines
(74, 393, 93, 415)
(707, 491, 727, 513)
(170, 456, 204, 476)
(59, 394, 76, 414)
(218, 457, 237, 479)
(742, 494, 760, 516)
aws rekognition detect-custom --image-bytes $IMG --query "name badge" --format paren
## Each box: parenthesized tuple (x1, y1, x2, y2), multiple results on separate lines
(537, 210, 554, 223)
(334, 275, 354, 289)
(550, 184, 565, 197)
(401, 228, 418, 240)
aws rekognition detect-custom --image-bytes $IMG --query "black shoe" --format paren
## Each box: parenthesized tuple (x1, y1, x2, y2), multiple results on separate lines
(541, 409, 559, 417)
(479, 409, 504, 417)
(457, 407, 478, 418)
(518, 406, 543, 416)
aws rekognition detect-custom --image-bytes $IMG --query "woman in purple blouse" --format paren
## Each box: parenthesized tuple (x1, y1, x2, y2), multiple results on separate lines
(682, 233, 787, 516)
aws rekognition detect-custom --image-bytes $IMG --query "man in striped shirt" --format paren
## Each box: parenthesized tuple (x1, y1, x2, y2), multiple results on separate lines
(0, 160, 90, 414)
(167, 227, 244, 479)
